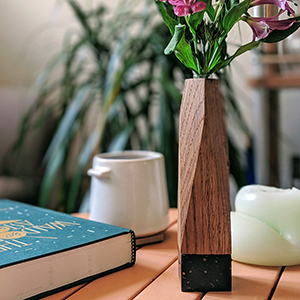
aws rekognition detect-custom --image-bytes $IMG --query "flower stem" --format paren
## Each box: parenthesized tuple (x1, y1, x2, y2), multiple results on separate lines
(215, 0, 226, 23)
(185, 15, 201, 76)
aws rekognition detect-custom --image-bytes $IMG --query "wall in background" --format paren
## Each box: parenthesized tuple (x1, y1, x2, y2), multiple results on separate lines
(0, 0, 118, 87)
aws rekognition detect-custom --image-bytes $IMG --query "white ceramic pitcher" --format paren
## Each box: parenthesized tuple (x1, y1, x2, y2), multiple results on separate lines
(87, 151, 169, 237)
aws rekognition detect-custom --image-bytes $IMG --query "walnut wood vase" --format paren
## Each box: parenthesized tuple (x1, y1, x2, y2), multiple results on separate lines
(178, 78, 231, 292)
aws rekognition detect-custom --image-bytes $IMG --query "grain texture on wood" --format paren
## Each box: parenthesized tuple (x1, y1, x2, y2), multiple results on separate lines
(67, 223, 178, 300)
(178, 78, 231, 256)
(134, 261, 203, 300)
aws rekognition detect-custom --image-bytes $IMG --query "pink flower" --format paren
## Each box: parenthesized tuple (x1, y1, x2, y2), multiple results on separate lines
(250, 0, 295, 16)
(242, 16, 297, 40)
(158, 0, 207, 16)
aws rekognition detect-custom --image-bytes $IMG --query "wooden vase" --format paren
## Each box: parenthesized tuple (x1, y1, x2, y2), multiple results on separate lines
(178, 78, 231, 292)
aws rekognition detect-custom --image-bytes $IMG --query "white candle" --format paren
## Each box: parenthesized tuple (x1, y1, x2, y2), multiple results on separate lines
(231, 185, 300, 266)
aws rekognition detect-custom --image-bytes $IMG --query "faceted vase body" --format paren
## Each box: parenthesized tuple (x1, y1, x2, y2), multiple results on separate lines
(178, 78, 232, 292)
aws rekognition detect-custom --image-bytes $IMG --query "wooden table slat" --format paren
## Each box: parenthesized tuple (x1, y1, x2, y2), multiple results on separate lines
(66, 222, 178, 300)
(41, 285, 85, 300)
(134, 261, 203, 300)
(39, 209, 300, 300)
(132, 259, 282, 300)
(203, 262, 281, 300)
(272, 265, 300, 300)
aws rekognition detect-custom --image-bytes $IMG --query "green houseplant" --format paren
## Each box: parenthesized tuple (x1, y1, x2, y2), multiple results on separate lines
(13, 0, 248, 212)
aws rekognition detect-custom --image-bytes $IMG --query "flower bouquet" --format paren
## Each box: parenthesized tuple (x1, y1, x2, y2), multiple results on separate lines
(156, 0, 300, 78)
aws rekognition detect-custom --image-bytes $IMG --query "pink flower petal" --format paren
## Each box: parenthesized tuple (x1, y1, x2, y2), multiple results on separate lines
(251, 16, 297, 29)
(169, 0, 184, 5)
(242, 17, 269, 40)
(265, 18, 297, 29)
(174, 5, 192, 16)
(243, 16, 297, 41)
(191, 1, 207, 13)
(251, 21, 269, 40)
(184, 0, 196, 5)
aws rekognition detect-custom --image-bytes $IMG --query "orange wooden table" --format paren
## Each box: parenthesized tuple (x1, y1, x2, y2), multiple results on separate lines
(42, 209, 300, 300)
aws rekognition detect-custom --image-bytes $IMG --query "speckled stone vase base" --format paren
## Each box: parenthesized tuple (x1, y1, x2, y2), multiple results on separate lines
(179, 254, 232, 292)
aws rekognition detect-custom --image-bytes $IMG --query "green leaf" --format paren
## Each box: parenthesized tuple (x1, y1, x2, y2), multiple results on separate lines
(38, 147, 65, 208)
(164, 24, 197, 72)
(223, 0, 251, 33)
(233, 40, 261, 58)
(66, 127, 102, 213)
(156, 1, 178, 35)
(210, 40, 260, 73)
(208, 43, 223, 70)
(103, 36, 125, 106)
(157, 70, 180, 207)
(164, 24, 185, 55)
(44, 84, 90, 162)
(205, 4, 215, 22)
(189, 11, 205, 34)
(108, 121, 135, 152)
(69, 0, 93, 36)
(226, 0, 240, 11)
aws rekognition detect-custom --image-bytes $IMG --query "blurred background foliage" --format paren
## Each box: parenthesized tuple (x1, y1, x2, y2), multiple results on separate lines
(12, 0, 249, 212)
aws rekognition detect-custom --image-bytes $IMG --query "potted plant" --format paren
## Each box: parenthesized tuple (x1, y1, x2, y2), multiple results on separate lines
(12, 0, 249, 214)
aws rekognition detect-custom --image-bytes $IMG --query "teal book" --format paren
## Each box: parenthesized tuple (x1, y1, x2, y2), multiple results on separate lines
(0, 199, 136, 300)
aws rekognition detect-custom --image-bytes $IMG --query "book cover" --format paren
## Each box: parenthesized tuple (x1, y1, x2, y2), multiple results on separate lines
(0, 199, 136, 300)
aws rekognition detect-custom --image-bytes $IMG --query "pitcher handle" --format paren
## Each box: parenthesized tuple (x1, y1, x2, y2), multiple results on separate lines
(87, 167, 111, 179)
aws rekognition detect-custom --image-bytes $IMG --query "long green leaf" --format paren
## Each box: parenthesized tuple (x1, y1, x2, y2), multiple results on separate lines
(189, 11, 205, 34)
(156, 1, 177, 35)
(38, 147, 65, 208)
(44, 85, 90, 162)
(157, 74, 178, 207)
(205, 4, 215, 22)
(69, 0, 92, 36)
(210, 40, 260, 74)
(226, 0, 240, 10)
(108, 121, 135, 152)
(223, 0, 251, 33)
(66, 128, 102, 213)
(103, 36, 126, 107)
(233, 40, 261, 58)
